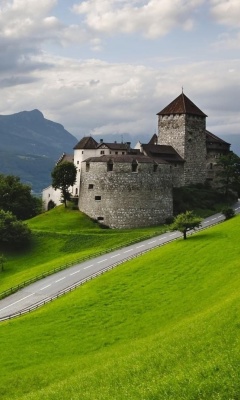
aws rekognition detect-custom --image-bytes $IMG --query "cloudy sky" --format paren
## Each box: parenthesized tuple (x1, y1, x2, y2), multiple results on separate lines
(0, 0, 240, 147)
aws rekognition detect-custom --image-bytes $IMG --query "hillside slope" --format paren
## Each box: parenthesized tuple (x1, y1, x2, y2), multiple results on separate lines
(0, 215, 239, 399)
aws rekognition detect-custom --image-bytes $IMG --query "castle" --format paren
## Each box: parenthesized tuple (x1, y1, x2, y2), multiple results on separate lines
(42, 92, 231, 228)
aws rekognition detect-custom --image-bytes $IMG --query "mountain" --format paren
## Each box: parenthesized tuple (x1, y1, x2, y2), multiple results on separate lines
(0, 110, 78, 194)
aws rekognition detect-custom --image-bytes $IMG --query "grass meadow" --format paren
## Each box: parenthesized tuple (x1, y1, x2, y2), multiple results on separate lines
(0, 212, 239, 399)
(0, 206, 167, 293)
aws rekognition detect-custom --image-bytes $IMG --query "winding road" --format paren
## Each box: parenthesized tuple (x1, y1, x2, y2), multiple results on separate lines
(1, 201, 239, 321)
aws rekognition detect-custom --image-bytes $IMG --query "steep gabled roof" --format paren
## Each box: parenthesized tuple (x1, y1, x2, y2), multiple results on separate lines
(74, 136, 98, 150)
(142, 144, 185, 163)
(206, 130, 230, 145)
(56, 153, 74, 165)
(157, 93, 207, 117)
(148, 133, 158, 145)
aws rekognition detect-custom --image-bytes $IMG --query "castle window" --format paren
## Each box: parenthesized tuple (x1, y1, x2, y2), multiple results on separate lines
(209, 163, 213, 170)
(75, 188, 78, 195)
(107, 161, 113, 172)
(82, 151, 84, 154)
(88, 184, 94, 189)
(153, 164, 158, 172)
(122, 152, 125, 155)
(86, 162, 90, 172)
(95, 196, 101, 201)
(97, 217, 104, 221)
(100, 150, 105, 155)
(115, 151, 118, 155)
(132, 160, 138, 173)
(77, 161, 79, 165)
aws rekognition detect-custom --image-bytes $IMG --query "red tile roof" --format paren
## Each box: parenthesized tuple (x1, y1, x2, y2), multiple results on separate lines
(157, 93, 207, 117)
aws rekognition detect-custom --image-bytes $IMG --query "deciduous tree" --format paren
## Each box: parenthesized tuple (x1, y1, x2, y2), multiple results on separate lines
(171, 211, 202, 240)
(51, 161, 77, 207)
(0, 174, 42, 220)
(217, 152, 240, 197)
(0, 210, 31, 248)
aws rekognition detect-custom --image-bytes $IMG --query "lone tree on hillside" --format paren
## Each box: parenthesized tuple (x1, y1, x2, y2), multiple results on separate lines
(171, 211, 202, 240)
(217, 152, 240, 198)
(51, 161, 77, 207)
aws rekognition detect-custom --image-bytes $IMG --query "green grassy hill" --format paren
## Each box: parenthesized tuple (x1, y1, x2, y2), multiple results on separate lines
(0, 212, 239, 399)
(0, 206, 166, 294)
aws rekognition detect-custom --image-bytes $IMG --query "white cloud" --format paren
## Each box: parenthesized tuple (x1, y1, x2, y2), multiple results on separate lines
(210, 0, 240, 28)
(1, 53, 239, 142)
(73, 0, 204, 38)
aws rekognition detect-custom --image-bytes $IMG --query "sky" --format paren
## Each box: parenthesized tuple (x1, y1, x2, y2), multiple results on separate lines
(0, 0, 240, 147)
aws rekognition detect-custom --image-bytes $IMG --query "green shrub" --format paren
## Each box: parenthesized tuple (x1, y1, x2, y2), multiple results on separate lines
(222, 207, 235, 220)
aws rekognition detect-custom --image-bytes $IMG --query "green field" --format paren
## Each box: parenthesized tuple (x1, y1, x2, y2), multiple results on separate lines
(0, 206, 167, 294)
(0, 212, 239, 399)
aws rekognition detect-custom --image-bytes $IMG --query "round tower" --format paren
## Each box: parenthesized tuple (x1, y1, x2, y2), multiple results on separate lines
(79, 155, 173, 229)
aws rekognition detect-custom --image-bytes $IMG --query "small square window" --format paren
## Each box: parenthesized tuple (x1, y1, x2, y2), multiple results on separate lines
(97, 217, 104, 221)
(88, 184, 94, 189)
(100, 150, 105, 155)
(95, 196, 101, 201)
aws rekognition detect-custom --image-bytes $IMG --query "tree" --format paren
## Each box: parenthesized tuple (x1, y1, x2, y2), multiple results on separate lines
(51, 161, 77, 208)
(217, 152, 240, 198)
(0, 174, 42, 220)
(0, 254, 6, 272)
(171, 211, 202, 240)
(221, 207, 235, 220)
(0, 210, 32, 248)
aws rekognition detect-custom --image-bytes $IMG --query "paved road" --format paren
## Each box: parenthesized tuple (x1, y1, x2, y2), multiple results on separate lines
(0, 201, 239, 321)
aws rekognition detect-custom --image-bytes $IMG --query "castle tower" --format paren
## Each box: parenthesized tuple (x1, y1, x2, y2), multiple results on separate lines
(157, 93, 207, 185)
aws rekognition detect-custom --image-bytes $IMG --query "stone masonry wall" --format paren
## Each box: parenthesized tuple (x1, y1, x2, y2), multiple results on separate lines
(158, 114, 206, 185)
(79, 161, 173, 229)
(184, 115, 206, 185)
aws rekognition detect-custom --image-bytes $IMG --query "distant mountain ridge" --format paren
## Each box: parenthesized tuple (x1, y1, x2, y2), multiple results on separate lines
(0, 109, 78, 193)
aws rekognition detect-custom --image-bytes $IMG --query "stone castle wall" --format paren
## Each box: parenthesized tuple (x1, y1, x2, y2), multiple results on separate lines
(79, 160, 173, 229)
(184, 115, 206, 185)
(158, 114, 206, 185)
